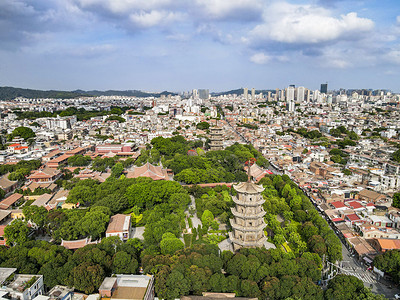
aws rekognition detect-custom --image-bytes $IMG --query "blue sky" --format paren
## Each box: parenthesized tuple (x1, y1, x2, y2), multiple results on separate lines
(0, 0, 399, 92)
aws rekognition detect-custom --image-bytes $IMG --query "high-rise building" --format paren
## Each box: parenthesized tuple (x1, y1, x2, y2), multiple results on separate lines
(192, 89, 198, 98)
(243, 88, 248, 100)
(251, 88, 255, 100)
(229, 180, 267, 251)
(286, 101, 295, 112)
(287, 85, 295, 102)
(297, 86, 305, 103)
(320, 83, 328, 94)
(305, 89, 311, 102)
(198, 89, 209, 100)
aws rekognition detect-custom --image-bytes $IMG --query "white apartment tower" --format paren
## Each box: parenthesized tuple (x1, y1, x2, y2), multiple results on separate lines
(297, 86, 305, 103)
(287, 85, 295, 102)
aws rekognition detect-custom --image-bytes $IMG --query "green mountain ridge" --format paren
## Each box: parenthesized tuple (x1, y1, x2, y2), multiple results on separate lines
(0, 86, 177, 100)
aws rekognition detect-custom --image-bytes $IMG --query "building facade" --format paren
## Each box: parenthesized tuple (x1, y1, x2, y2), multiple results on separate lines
(209, 127, 224, 151)
(229, 182, 267, 251)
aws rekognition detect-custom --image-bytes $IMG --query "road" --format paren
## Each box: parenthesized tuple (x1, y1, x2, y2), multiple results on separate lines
(222, 107, 398, 298)
(301, 186, 400, 298)
(224, 117, 249, 144)
(264, 156, 399, 298)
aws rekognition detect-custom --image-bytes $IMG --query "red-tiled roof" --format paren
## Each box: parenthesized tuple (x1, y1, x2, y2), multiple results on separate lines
(61, 237, 98, 249)
(106, 214, 130, 233)
(331, 201, 346, 209)
(377, 238, 400, 250)
(0, 193, 23, 209)
(8, 143, 20, 147)
(348, 201, 363, 209)
(332, 218, 344, 222)
(0, 225, 5, 236)
(0, 225, 6, 246)
(346, 213, 361, 222)
(126, 162, 169, 180)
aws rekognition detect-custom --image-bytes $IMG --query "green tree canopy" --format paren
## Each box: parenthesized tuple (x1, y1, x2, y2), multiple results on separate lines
(9, 126, 36, 140)
(4, 219, 30, 246)
(196, 122, 210, 130)
(160, 233, 184, 255)
(393, 149, 400, 163)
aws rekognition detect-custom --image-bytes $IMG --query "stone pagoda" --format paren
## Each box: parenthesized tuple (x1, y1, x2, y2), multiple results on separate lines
(229, 178, 267, 251)
(209, 127, 224, 151)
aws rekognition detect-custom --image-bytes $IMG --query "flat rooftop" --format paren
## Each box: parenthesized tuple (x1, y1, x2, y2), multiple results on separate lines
(0, 268, 16, 285)
(6, 274, 41, 292)
(112, 286, 146, 300)
(117, 275, 151, 288)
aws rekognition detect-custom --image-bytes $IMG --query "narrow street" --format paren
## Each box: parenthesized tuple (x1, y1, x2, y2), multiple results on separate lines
(265, 155, 399, 299)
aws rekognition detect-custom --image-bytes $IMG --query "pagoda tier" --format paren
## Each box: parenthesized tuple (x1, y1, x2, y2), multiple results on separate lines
(229, 181, 268, 251)
(230, 219, 267, 232)
(229, 232, 267, 248)
(232, 196, 264, 207)
(231, 207, 266, 219)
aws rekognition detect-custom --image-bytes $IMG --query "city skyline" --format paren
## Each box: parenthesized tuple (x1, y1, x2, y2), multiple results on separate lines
(0, 0, 399, 92)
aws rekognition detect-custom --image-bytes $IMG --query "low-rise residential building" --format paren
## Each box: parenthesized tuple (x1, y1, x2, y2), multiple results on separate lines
(105, 214, 131, 241)
(99, 275, 154, 300)
(28, 167, 61, 183)
(0, 193, 23, 210)
(371, 238, 400, 252)
(0, 269, 44, 300)
(47, 285, 73, 300)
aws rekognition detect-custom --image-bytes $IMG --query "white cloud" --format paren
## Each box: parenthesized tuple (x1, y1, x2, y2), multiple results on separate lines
(249, 2, 374, 44)
(129, 10, 183, 28)
(386, 48, 400, 64)
(250, 52, 270, 64)
(75, 0, 177, 14)
(397, 16, 400, 24)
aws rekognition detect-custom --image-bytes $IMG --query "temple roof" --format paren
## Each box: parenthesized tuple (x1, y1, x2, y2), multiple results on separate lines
(233, 182, 264, 194)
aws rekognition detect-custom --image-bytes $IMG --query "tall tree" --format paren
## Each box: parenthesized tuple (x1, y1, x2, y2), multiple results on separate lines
(4, 219, 30, 246)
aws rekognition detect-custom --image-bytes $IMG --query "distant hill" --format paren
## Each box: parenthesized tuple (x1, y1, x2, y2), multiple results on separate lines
(0, 86, 177, 100)
(74, 89, 176, 98)
(212, 88, 276, 96)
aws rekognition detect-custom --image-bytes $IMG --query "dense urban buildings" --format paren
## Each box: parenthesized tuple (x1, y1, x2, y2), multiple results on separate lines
(0, 85, 399, 299)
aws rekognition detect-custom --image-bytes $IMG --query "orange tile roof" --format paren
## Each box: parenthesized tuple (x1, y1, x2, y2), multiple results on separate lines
(377, 238, 400, 250)
(106, 214, 130, 233)
(48, 154, 71, 163)
(126, 162, 169, 180)
(0, 193, 23, 209)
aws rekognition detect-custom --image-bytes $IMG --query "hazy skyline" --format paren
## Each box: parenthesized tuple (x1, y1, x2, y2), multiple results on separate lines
(0, 0, 399, 92)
